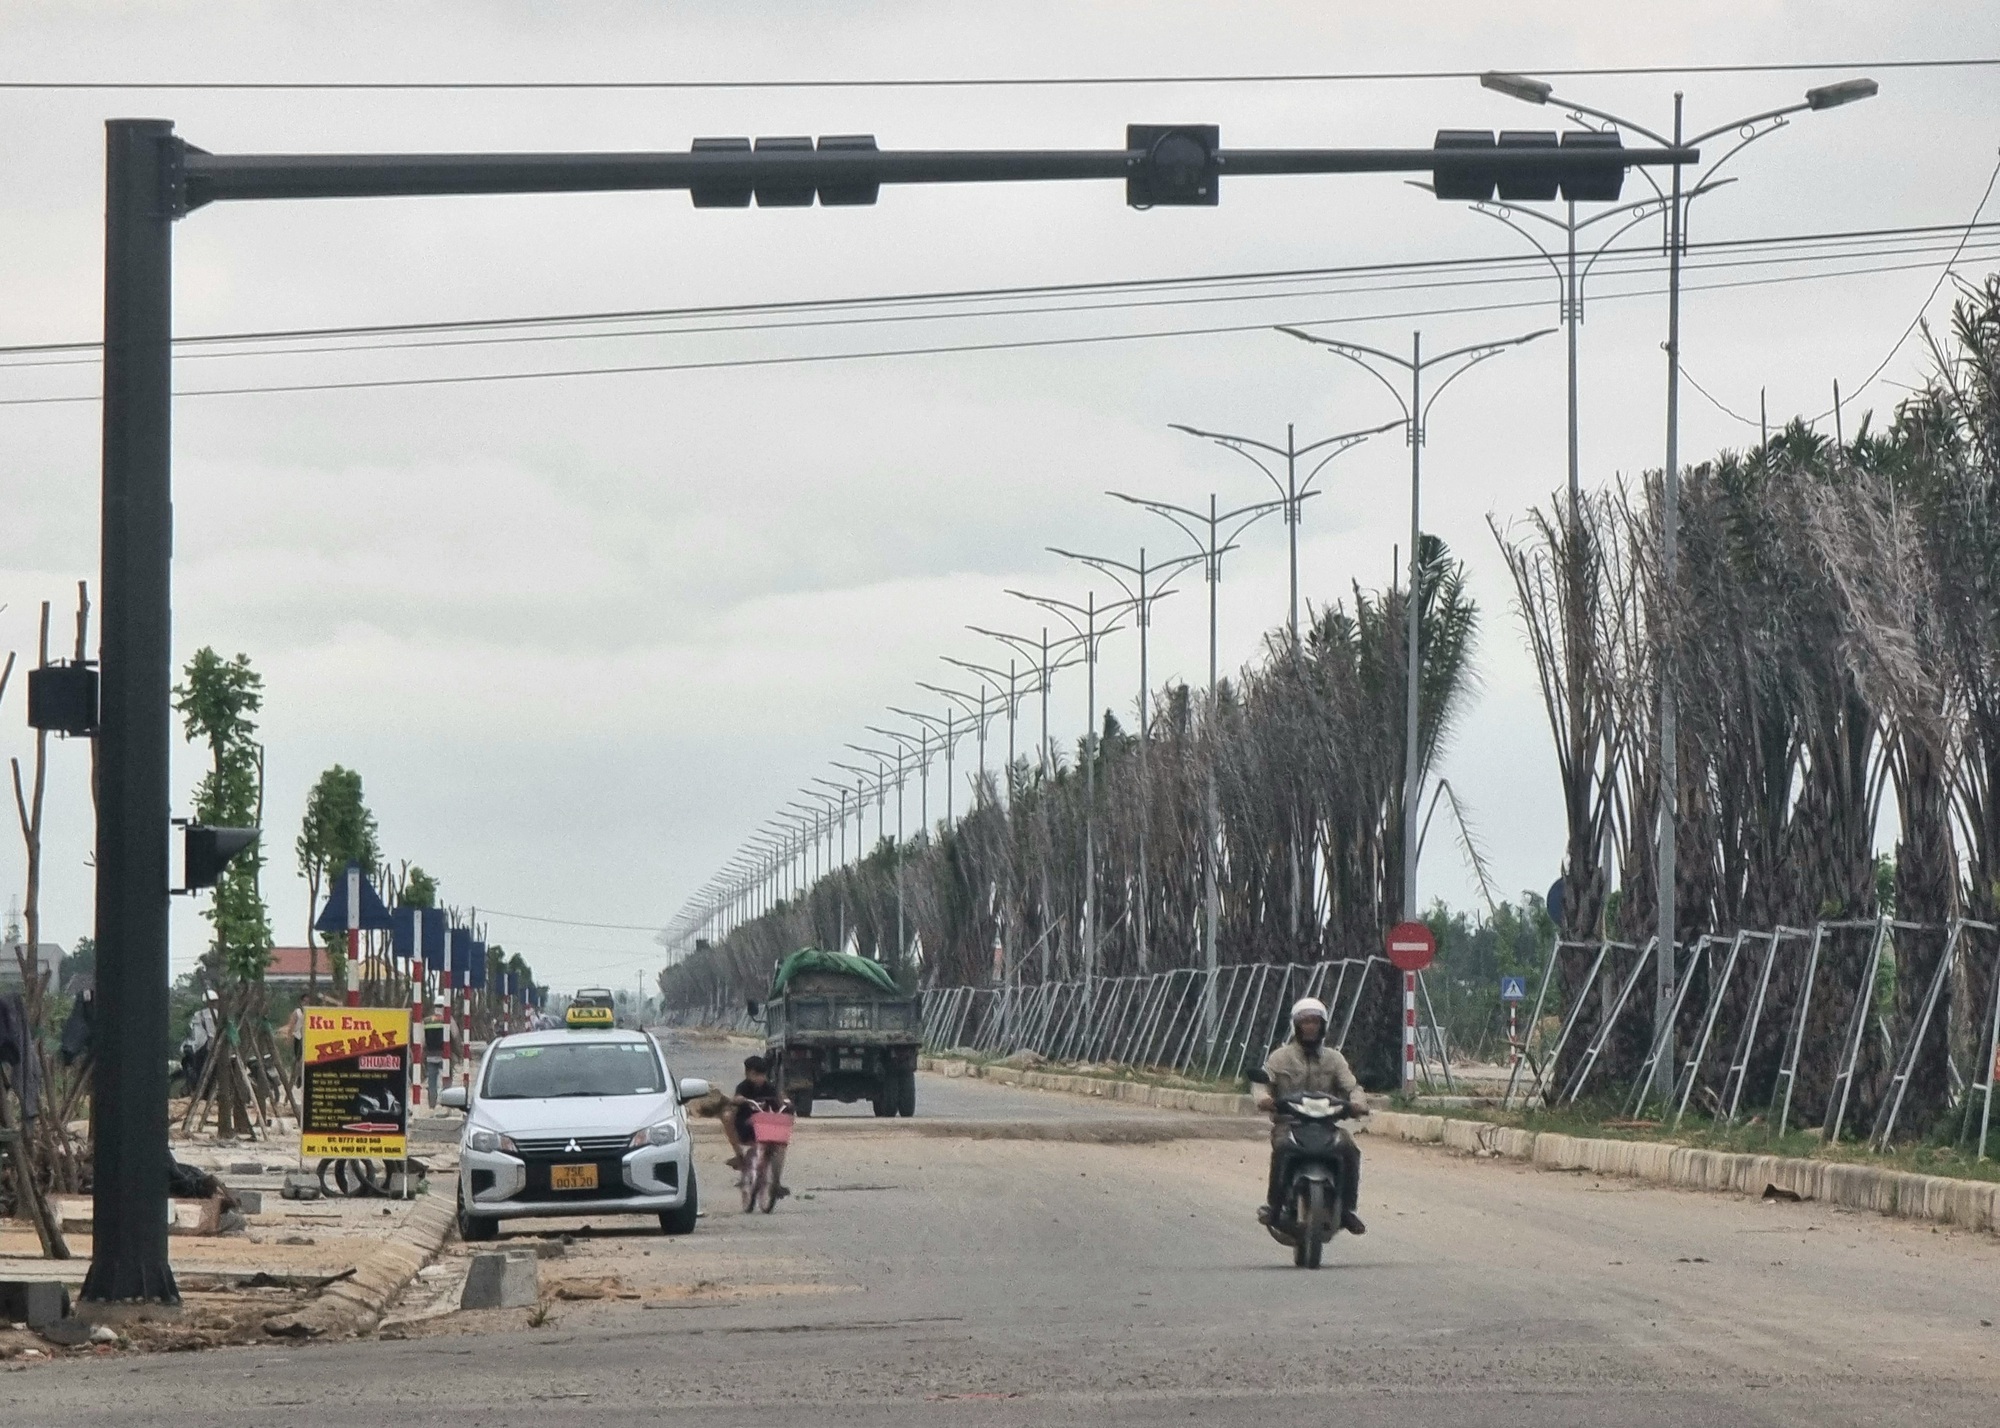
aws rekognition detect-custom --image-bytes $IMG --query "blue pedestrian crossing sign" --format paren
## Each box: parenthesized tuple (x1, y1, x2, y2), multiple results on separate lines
(1500, 975, 1527, 1002)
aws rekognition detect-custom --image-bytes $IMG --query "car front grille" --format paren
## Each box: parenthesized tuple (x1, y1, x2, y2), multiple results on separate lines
(512, 1134, 632, 1159)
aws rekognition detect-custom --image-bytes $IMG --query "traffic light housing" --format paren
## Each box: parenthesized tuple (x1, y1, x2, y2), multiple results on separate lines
(688, 134, 882, 208)
(1126, 125, 1220, 207)
(182, 824, 259, 892)
(1432, 128, 1626, 203)
(26, 662, 98, 737)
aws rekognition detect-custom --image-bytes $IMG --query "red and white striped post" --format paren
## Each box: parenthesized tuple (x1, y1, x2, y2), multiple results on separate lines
(1386, 921, 1437, 1099)
(344, 864, 362, 1008)
(1402, 970, 1418, 1094)
(407, 912, 424, 1109)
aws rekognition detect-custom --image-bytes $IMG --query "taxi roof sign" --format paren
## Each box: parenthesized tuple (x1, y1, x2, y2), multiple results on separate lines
(565, 1003, 616, 1028)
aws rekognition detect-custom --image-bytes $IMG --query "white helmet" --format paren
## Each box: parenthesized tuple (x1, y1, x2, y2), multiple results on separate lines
(1291, 997, 1328, 1025)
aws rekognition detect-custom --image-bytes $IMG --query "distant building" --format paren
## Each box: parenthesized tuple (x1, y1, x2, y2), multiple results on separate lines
(0, 939, 63, 992)
(264, 945, 336, 986)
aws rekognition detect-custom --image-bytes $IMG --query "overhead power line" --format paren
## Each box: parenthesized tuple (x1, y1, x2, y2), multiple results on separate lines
(476, 907, 664, 932)
(3, 217, 1993, 368)
(2, 237, 1995, 408)
(1, 58, 1995, 91)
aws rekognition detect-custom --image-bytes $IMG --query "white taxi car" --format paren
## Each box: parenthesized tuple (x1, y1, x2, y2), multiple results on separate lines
(441, 1023, 708, 1240)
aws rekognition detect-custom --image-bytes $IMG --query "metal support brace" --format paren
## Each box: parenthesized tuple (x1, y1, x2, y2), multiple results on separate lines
(1560, 939, 1657, 1105)
(1824, 917, 1893, 1145)
(1774, 923, 1830, 1137)
(1872, 919, 1967, 1151)
(1515, 940, 1614, 1108)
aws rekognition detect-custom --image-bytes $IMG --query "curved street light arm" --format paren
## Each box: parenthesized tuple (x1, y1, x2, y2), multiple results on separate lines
(1167, 421, 1287, 462)
(1276, 327, 1415, 419)
(1420, 332, 1553, 427)
(1106, 491, 1213, 559)
(1219, 497, 1296, 550)
(1541, 92, 1673, 150)
(1298, 423, 1399, 496)
(1578, 202, 1672, 286)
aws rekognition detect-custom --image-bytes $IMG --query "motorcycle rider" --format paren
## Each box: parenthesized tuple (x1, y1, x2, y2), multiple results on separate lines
(1254, 996, 1367, 1235)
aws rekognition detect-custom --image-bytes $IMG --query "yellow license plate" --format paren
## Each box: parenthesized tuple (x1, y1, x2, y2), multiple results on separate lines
(550, 1163, 598, 1191)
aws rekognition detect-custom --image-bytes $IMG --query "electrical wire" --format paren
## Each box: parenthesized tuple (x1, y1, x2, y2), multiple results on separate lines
(4, 239, 1997, 408)
(1, 58, 1995, 91)
(5, 230, 1995, 374)
(1683, 153, 2000, 433)
(6, 218, 1995, 371)
(475, 907, 663, 932)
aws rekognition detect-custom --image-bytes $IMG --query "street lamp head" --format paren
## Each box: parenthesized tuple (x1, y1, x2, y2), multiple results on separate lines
(1805, 77, 1878, 111)
(1481, 71, 1553, 105)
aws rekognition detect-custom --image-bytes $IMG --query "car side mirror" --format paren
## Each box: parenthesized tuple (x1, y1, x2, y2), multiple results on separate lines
(1247, 1069, 1271, 1086)
(677, 1077, 711, 1104)
(437, 1086, 468, 1110)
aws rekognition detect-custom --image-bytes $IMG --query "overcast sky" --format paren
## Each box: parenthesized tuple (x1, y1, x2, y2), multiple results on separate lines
(2, 3, 1997, 991)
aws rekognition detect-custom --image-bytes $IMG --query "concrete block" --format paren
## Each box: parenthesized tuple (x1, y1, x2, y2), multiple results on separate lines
(0, 1280, 71, 1330)
(460, 1251, 538, 1310)
(235, 1189, 264, 1215)
(229, 1161, 263, 1176)
(167, 1196, 221, 1236)
(280, 1172, 322, 1201)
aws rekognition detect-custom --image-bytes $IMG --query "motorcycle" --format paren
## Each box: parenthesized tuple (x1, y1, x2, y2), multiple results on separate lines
(1251, 1071, 1360, 1269)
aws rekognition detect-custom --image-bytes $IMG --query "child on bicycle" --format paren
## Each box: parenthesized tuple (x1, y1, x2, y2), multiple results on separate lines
(726, 1054, 781, 1171)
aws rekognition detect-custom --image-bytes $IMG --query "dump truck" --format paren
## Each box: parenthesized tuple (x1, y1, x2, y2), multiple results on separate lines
(763, 949, 920, 1117)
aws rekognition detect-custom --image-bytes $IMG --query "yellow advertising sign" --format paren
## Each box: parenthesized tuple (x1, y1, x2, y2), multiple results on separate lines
(301, 1008, 410, 1158)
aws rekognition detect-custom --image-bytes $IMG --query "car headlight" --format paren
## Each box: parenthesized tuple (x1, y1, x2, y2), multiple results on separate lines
(466, 1128, 515, 1154)
(631, 1120, 680, 1148)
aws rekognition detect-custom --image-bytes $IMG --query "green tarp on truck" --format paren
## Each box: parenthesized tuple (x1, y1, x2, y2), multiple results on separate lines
(768, 947, 900, 998)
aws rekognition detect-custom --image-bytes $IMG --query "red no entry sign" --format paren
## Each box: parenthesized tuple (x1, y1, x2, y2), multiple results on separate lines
(1386, 920, 1436, 972)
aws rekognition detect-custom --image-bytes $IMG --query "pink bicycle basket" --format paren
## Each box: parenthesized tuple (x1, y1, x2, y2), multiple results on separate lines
(749, 1110, 795, 1144)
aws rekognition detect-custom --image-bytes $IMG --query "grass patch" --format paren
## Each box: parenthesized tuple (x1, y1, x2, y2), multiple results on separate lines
(1457, 1095, 2000, 1186)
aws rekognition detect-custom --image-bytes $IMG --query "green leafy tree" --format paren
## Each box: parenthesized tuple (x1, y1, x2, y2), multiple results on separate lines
(175, 648, 271, 981)
(295, 765, 379, 996)
(401, 865, 439, 909)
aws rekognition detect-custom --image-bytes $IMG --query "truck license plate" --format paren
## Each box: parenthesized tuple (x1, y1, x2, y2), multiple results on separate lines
(550, 1163, 598, 1191)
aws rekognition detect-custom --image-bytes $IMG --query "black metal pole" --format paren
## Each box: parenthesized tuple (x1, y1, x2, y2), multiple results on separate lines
(83, 118, 178, 1308)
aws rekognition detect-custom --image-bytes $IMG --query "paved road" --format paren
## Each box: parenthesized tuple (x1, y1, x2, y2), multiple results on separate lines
(664, 1032, 1182, 1122)
(19, 1035, 2000, 1426)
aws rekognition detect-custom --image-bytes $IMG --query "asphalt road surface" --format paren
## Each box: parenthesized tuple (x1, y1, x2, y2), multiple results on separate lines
(18, 1032, 2000, 1426)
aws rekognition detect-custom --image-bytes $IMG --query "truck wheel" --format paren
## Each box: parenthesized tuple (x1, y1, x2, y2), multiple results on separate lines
(872, 1082, 892, 1117)
(896, 1071, 917, 1117)
(794, 1094, 813, 1118)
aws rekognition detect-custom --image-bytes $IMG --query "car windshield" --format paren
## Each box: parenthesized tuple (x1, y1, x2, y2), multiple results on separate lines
(481, 1041, 666, 1099)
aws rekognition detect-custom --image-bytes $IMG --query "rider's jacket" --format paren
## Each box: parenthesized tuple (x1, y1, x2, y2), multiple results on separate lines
(1259, 1038, 1366, 1112)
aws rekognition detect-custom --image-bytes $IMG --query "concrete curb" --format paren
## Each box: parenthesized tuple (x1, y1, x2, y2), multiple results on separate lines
(261, 1193, 456, 1340)
(919, 1055, 1258, 1116)
(921, 1056, 2000, 1238)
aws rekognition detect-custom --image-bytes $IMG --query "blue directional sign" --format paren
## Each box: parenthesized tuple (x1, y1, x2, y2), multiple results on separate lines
(313, 860, 394, 933)
(1500, 975, 1528, 1003)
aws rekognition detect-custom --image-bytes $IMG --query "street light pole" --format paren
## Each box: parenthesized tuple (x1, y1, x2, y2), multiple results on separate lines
(944, 655, 1035, 806)
(1008, 589, 1135, 1006)
(1046, 546, 1204, 971)
(1479, 67, 1877, 1067)
(850, 741, 910, 965)
(1168, 418, 1398, 646)
(1108, 490, 1289, 1045)
(1278, 324, 1551, 931)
